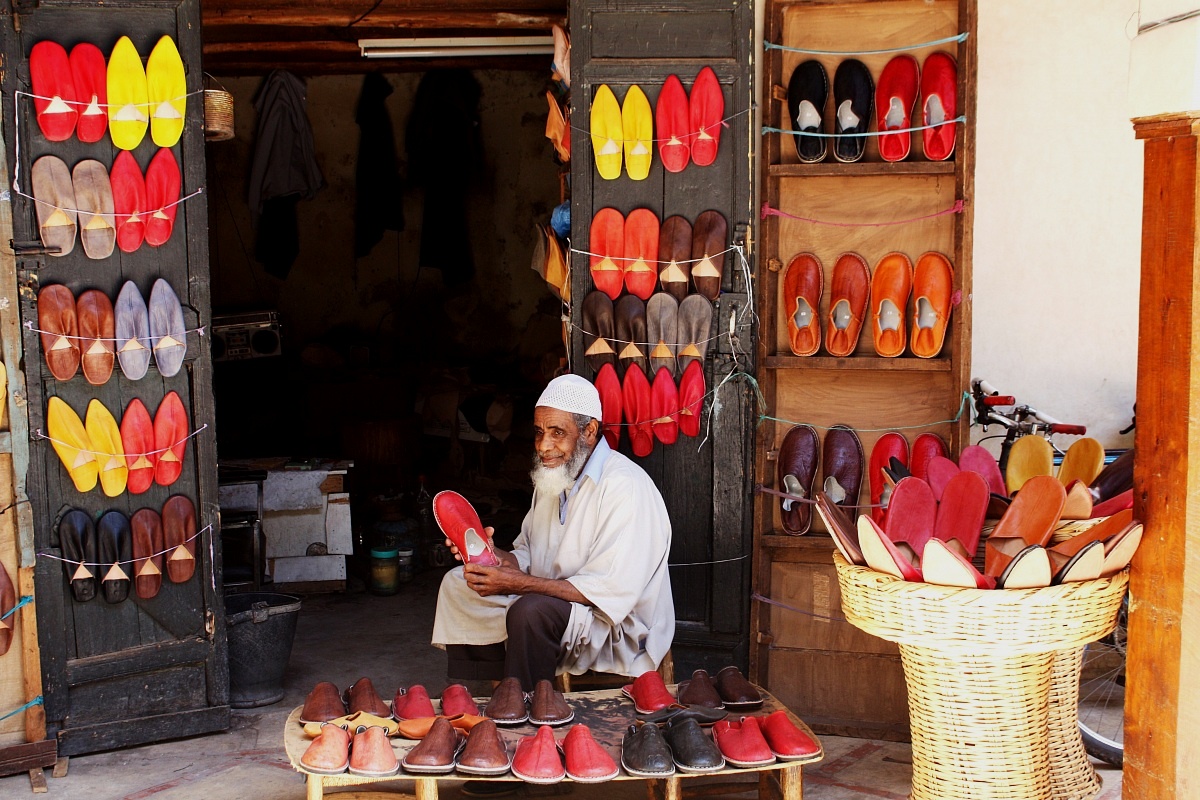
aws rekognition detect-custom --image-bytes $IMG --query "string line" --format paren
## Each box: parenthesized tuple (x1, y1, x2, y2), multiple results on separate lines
(763, 116, 966, 138)
(25, 320, 207, 343)
(569, 244, 741, 267)
(761, 199, 964, 228)
(753, 591, 846, 623)
(0, 595, 32, 622)
(668, 554, 749, 567)
(759, 391, 971, 433)
(0, 696, 43, 722)
(37, 524, 213, 567)
(755, 484, 884, 509)
(17, 88, 205, 109)
(14, 186, 204, 220)
(34, 422, 209, 459)
(764, 32, 969, 56)
(575, 106, 754, 145)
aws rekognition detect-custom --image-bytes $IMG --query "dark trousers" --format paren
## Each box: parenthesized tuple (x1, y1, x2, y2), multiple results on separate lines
(446, 594, 571, 692)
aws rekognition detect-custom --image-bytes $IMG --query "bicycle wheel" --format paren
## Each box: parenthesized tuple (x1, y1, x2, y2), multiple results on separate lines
(1078, 593, 1127, 767)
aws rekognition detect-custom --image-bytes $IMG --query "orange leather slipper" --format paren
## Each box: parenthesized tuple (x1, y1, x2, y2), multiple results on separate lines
(783, 253, 821, 357)
(984, 475, 1066, 578)
(910, 251, 954, 358)
(825, 253, 870, 358)
(623, 208, 660, 300)
(589, 207, 625, 301)
(870, 252, 913, 357)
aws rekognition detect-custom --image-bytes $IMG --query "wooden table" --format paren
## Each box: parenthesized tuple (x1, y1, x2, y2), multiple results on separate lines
(283, 687, 822, 800)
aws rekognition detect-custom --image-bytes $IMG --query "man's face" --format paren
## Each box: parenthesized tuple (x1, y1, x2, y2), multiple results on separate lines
(533, 407, 597, 470)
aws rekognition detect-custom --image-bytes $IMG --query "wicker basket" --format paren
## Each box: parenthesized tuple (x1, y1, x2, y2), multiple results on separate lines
(1048, 647, 1104, 800)
(204, 88, 235, 141)
(834, 553, 1128, 800)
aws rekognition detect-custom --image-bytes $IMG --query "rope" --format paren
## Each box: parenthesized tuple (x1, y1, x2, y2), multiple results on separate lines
(763, 116, 966, 139)
(669, 554, 749, 567)
(25, 320, 207, 343)
(569, 244, 741, 267)
(760, 391, 971, 433)
(16, 88, 204, 109)
(755, 483, 884, 509)
(38, 524, 212, 567)
(0, 696, 43, 722)
(764, 32, 969, 56)
(0, 595, 32, 622)
(753, 592, 846, 623)
(573, 106, 754, 145)
(34, 422, 209, 459)
(761, 199, 964, 228)
(12, 186, 204, 220)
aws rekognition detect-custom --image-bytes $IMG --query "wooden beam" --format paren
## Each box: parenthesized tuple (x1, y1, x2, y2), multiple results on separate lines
(1125, 110, 1200, 799)
(202, 8, 564, 29)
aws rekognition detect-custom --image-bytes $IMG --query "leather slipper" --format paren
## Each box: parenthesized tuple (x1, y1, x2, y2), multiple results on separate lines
(589, 207, 625, 300)
(121, 398, 157, 494)
(543, 225, 569, 302)
(911, 252, 954, 358)
(30, 41, 78, 141)
(868, 432, 908, 524)
(1061, 480, 1095, 520)
(111, 150, 147, 252)
(622, 364, 654, 457)
(1102, 523, 1143, 575)
(821, 425, 863, 513)
(647, 292, 679, 377)
(115, 281, 152, 380)
(876, 55, 918, 163)
(885, 476, 936, 552)
(31, 155, 77, 257)
(1005, 435, 1053, 494)
(651, 366, 680, 445)
(622, 85, 653, 181)
(1092, 488, 1133, 517)
(432, 490, 500, 566)
(691, 210, 727, 300)
(552, 24, 571, 89)
(38, 284, 80, 381)
(391, 684, 436, 721)
(924, 455, 959, 501)
(59, 509, 97, 602)
(814, 490, 864, 565)
(1049, 539, 1105, 585)
(656, 75, 690, 172)
(922, 538, 994, 589)
(857, 515, 921, 581)
(778, 424, 819, 534)
(594, 363, 622, 450)
(85, 399, 128, 497)
(932, 470, 989, 558)
(787, 60, 828, 163)
(145, 147, 181, 247)
(146, 36, 186, 148)
(582, 291, 617, 372)
(615, 294, 648, 375)
(689, 67, 723, 167)
(921, 52, 957, 161)
(590, 84, 623, 180)
(832, 59, 873, 163)
(149, 278, 187, 377)
(544, 91, 570, 163)
(658, 215, 693, 302)
(153, 390, 189, 487)
(162, 494, 197, 583)
(1058, 437, 1105, 487)
(995, 543, 1051, 589)
(624, 208, 660, 300)
(783, 253, 821, 357)
(1051, 508, 1136, 561)
(825, 253, 870, 357)
(870, 252, 912, 357)
(131, 507, 164, 600)
(48, 396, 98, 492)
(71, 159, 116, 259)
(958, 444, 1007, 497)
(677, 294, 712, 372)
(77, 289, 115, 385)
(1090, 449, 1133, 503)
(0, 563, 14, 655)
(678, 359, 705, 438)
(107, 36, 149, 151)
(984, 474, 1066, 578)
(97, 510, 132, 603)
(69, 43, 108, 143)
(910, 432, 947, 481)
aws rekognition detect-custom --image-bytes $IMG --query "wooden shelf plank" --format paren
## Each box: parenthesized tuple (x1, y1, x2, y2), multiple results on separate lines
(768, 161, 956, 178)
(761, 532, 836, 551)
(763, 355, 952, 371)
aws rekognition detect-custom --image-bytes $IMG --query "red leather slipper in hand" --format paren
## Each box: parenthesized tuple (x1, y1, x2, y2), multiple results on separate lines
(432, 491, 500, 566)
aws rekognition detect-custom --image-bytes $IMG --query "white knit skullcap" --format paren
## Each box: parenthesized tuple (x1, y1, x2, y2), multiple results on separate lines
(536, 374, 603, 421)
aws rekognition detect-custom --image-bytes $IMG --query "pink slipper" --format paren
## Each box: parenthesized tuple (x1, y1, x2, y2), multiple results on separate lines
(924, 455, 960, 501)
(932, 470, 989, 558)
(958, 444, 1007, 497)
(884, 476, 936, 552)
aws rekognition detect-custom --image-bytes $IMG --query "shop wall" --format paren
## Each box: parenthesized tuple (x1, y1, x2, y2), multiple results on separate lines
(972, 0, 1143, 447)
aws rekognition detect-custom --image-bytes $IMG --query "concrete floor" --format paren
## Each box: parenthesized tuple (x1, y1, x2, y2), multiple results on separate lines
(0, 569, 1124, 799)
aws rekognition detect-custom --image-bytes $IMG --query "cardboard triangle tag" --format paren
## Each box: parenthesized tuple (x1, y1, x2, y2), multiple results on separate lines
(628, 257, 652, 274)
(668, 135, 683, 146)
(679, 344, 702, 358)
(72, 450, 94, 469)
(631, 141, 649, 155)
(594, 256, 620, 273)
(651, 342, 673, 358)
(599, 138, 621, 155)
(660, 262, 688, 284)
(160, 448, 180, 463)
(619, 342, 645, 360)
(113, 103, 148, 122)
(153, 100, 182, 120)
(45, 209, 74, 228)
(127, 212, 142, 224)
(50, 335, 74, 351)
(697, 127, 714, 141)
(103, 562, 129, 582)
(154, 334, 182, 350)
(137, 559, 161, 577)
(0, 617, 9, 632)
(72, 562, 94, 581)
(84, 214, 111, 231)
(103, 456, 124, 472)
(584, 338, 615, 356)
(132, 455, 154, 469)
(120, 337, 149, 352)
(153, 209, 170, 220)
(169, 545, 194, 562)
(45, 96, 73, 114)
(86, 339, 110, 355)
(692, 256, 720, 278)
(679, 407, 694, 416)
(82, 98, 103, 116)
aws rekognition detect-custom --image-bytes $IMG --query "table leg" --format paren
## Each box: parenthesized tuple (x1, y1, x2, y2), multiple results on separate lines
(415, 777, 438, 800)
(756, 766, 803, 800)
(647, 776, 681, 800)
(306, 774, 323, 800)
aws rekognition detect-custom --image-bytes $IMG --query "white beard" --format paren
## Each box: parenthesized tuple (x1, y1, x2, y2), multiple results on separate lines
(531, 440, 594, 499)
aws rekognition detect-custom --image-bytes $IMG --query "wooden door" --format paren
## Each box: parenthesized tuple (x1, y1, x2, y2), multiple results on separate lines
(568, 0, 756, 671)
(1, 0, 228, 755)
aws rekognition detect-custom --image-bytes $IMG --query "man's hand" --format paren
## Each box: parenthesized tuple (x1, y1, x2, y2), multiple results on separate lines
(445, 526, 518, 569)
(463, 563, 529, 596)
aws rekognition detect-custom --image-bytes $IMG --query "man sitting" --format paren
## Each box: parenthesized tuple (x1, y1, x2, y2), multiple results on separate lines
(432, 374, 674, 690)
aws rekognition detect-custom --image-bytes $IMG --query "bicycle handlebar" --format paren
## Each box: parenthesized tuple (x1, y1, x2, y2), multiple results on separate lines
(1050, 424, 1087, 435)
(982, 395, 1016, 407)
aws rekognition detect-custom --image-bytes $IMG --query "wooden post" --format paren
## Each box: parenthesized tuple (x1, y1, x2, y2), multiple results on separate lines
(1127, 111, 1200, 799)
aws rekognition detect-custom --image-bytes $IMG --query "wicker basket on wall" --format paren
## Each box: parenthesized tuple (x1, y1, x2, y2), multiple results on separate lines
(204, 87, 235, 142)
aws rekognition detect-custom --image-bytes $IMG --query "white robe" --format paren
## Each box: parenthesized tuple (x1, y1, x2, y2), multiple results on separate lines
(431, 439, 674, 676)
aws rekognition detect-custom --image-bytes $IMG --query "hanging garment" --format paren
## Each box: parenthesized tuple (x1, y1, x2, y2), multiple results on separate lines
(354, 72, 405, 258)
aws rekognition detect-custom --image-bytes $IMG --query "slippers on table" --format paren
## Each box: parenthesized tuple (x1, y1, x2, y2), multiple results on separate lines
(921, 52, 957, 161)
(783, 253, 822, 357)
(511, 725, 565, 783)
(121, 398, 157, 494)
(868, 432, 908, 524)
(676, 294, 712, 373)
(149, 278, 187, 377)
(689, 67, 724, 167)
(876, 55, 918, 163)
(590, 84, 623, 180)
(651, 366, 679, 445)
(656, 75, 690, 172)
(622, 363, 654, 458)
(162, 494, 197, 583)
(70, 43, 108, 143)
(857, 514, 921, 581)
(116, 281, 152, 380)
(589, 207, 625, 300)
(825, 253, 870, 357)
(622, 670, 676, 714)
(787, 60, 828, 163)
(76, 289, 115, 386)
(582, 291, 617, 373)
(85, 399, 127, 497)
(145, 148, 182, 247)
(71, 159, 116, 259)
(778, 424, 819, 535)
(432, 490, 500, 566)
(594, 363, 622, 450)
(146, 36, 186, 148)
(153, 391, 189, 487)
(615, 294, 648, 375)
(647, 292, 679, 377)
(97, 510, 132, 603)
(911, 252, 954, 358)
(38, 284, 80, 381)
(131, 507, 164, 599)
(1058, 437, 1105, 487)
(48, 396, 97, 492)
(678, 359, 705, 438)
(111, 150, 147, 253)
(884, 476, 936, 552)
(59, 509, 97, 602)
(870, 252, 912, 357)
(623, 208, 660, 300)
(690, 210, 727, 301)
(30, 41, 78, 141)
(658, 215, 693, 302)
(622, 85, 653, 181)
(1005, 435, 1053, 494)
(107, 36, 149, 150)
(31, 155, 77, 257)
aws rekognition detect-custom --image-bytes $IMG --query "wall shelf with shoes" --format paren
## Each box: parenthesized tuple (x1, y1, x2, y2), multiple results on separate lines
(767, 162, 956, 178)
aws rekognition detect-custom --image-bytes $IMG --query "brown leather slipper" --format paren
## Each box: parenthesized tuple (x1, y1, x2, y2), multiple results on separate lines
(31, 155, 77, 257)
(582, 291, 617, 373)
(646, 292, 679, 377)
(38, 284, 80, 381)
(77, 289, 115, 386)
(658, 215, 693, 302)
(162, 494, 197, 583)
(677, 294, 713, 372)
(820, 425, 863, 513)
(72, 159, 116, 259)
(778, 425, 819, 534)
(132, 507, 164, 599)
(690, 210, 727, 300)
(615, 294, 648, 376)
(0, 562, 14, 655)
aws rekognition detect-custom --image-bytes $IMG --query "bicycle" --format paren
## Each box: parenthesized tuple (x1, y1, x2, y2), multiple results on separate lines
(970, 378, 1132, 767)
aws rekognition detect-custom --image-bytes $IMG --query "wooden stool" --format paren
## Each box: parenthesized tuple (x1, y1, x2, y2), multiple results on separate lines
(556, 650, 674, 693)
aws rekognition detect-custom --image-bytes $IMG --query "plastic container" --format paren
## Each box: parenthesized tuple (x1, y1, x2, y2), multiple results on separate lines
(369, 548, 400, 596)
(396, 548, 414, 583)
(226, 592, 301, 708)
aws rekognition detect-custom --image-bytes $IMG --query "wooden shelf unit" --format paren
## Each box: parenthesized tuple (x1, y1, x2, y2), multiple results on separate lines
(750, 0, 977, 740)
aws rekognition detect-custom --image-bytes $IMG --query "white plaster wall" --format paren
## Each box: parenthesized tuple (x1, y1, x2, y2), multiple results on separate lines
(973, 0, 1143, 448)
